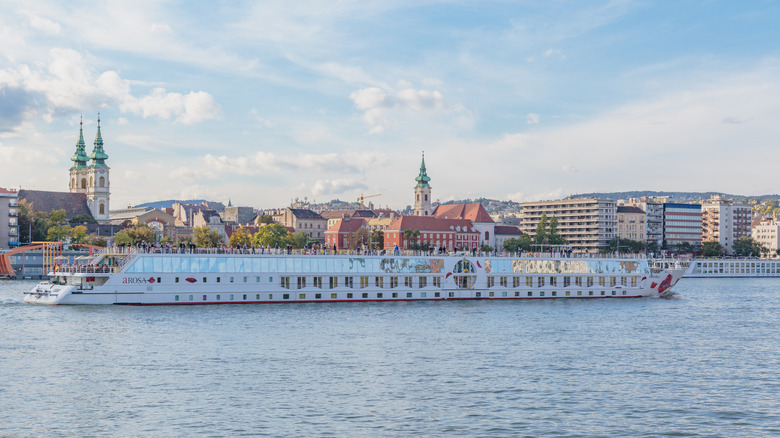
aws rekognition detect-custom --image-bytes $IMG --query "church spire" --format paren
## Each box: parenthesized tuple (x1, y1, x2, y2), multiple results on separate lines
(89, 113, 109, 167)
(71, 115, 89, 169)
(415, 151, 431, 188)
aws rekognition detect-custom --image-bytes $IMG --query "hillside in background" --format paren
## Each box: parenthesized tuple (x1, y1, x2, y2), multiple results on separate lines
(571, 191, 780, 201)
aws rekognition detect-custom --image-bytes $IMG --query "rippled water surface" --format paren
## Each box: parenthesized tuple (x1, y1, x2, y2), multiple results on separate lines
(1, 279, 779, 437)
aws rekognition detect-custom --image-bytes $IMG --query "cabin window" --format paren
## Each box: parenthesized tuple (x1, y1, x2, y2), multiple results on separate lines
(513, 277, 520, 288)
(476, 292, 482, 297)
(360, 277, 369, 288)
(528, 292, 533, 297)
(623, 291, 627, 295)
(552, 291, 557, 297)
(610, 277, 617, 287)
(433, 277, 441, 288)
(217, 277, 221, 283)
(631, 277, 637, 287)
(550, 277, 557, 287)
(589, 291, 594, 296)
(526, 277, 532, 287)
(203, 277, 207, 283)
(587, 277, 594, 287)
(377, 293, 383, 298)
(538, 277, 545, 287)
(256, 294, 260, 300)
(331, 293, 337, 299)
(577, 291, 582, 296)
(175, 277, 179, 283)
(189, 295, 193, 301)
(347, 293, 353, 299)
(393, 293, 399, 298)
(230, 294, 234, 300)
(540, 292, 545, 297)
(175, 295, 179, 301)
(362, 293, 368, 298)
(419, 277, 427, 288)
(489, 292, 495, 297)
(563, 277, 570, 287)
(375, 277, 384, 288)
(329, 277, 338, 288)
(404, 277, 413, 287)
(243, 294, 247, 300)
(283, 294, 290, 300)
(514, 292, 519, 297)
(269, 294, 273, 299)
(390, 277, 398, 288)
(315, 293, 321, 299)
(299, 294, 306, 299)
(243, 277, 247, 283)
(566, 291, 570, 296)
(487, 277, 494, 288)
(421, 292, 427, 298)
(599, 277, 605, 286)
(601, 291, 605, 296)
(345, 277, 353, 288)
(202, 295, 207, 301)
(435, 292, 440, 297)
(500, 277, 507, 287)
(216, 295, 221, 300)
(406, 292, 413, 298)
(502, 292, 507, 297)
(612, 291, 616, 296)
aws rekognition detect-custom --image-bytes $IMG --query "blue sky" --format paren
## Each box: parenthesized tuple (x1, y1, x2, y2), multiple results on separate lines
(2, 0, 780, 210)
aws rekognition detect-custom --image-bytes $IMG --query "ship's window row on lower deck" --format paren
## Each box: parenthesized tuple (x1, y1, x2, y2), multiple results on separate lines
(171, 288, 631, 302)
(693, 261, 780, 274)
(158, 274, 640, 290)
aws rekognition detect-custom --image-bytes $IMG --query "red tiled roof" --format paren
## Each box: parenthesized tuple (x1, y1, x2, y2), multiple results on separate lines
(325, 218, 366, 234)
(0, 187, 18, 194)
(495, 225, 523, 236)
(432, 203, 494, 223)
(386, 216, 477, 233)
(319, 210, 352, 219)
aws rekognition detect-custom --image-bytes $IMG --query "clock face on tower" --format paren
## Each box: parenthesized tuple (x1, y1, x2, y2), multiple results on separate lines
(99, 168, 105, 174)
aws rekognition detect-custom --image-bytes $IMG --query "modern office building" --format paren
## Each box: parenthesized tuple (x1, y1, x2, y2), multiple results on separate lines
(663, 202, 702, 249)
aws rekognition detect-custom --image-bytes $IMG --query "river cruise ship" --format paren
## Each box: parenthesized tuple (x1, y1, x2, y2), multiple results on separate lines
(25, 250, 685, 305)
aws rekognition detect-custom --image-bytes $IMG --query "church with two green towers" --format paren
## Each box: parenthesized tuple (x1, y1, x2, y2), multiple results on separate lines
(68, 115, 110, 223)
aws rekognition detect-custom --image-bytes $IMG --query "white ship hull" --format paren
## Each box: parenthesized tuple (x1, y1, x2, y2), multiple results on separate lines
(25, 253, 685, 305)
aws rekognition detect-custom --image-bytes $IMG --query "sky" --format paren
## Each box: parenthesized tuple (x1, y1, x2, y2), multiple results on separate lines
(2, 0, 780, 211)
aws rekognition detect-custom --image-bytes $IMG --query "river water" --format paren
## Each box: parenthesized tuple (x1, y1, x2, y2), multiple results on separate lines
(1, 278, 778, 437)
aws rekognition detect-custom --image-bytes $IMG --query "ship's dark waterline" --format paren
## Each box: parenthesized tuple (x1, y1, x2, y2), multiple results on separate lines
(1, 278, 778, 436)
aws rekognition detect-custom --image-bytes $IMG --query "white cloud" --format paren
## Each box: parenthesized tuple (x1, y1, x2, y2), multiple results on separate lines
(350, 85, 465, 134)
(311, 178, 367, 196)
(527, 113, 540, 124)
(21, 10, 61, 35)
(0, 48, 221, 129)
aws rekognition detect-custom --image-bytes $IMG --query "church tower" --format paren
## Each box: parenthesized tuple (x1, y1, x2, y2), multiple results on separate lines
(413, 152, 432, 216)
(69, 115, 110, 222)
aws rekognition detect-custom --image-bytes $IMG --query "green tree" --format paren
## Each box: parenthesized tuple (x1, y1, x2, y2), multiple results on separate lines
(126, 225, 156, 244)
(535, 212, 549, 245)
(229, 227, 253, 247)
(48, 209, 67, 225)
(733, 237, 765, 257)
(347, 228, 370, 250)
(69, 214, 98, 224)
(112, 230, 133, 245)
(256, 215, 274, 225)
(700, 241, 724, 257)
(368, 230, 384, 250)
(69, 225, 89, 244)
(252, 223, 290, 248)
(46, 224, 72, 242)
(548, 216, 566, 245)
(675, 242, 694, 254)
(402, 229, 420, 249)
(88, 235, 107, 247)
(607, 238, 645, 254)
(289, 231, 310, 249)
(193, 226, 224, 247)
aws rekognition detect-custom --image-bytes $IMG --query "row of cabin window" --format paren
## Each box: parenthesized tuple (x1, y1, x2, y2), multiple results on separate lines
(486, 276, 638, 288)
(172, 289, 630, 302)
(279, 276, 442, 289)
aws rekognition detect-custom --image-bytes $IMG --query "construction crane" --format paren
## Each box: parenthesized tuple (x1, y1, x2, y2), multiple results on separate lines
(357, 193, 381, 209)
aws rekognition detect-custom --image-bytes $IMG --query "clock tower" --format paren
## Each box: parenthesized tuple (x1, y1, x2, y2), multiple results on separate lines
(413, 152, 432, 216)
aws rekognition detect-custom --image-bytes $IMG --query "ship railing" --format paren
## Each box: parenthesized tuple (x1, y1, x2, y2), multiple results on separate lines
(109, 246, 652, 259)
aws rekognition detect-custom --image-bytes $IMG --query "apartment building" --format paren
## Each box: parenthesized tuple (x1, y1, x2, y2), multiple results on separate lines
(617, 206, 646, 242)
(1, 188, 19, 250)
(753, 219, 780, 254)
(701, 196, 752, 254)
(620, 197, 663, 247)
(519, 198, 617, 253)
